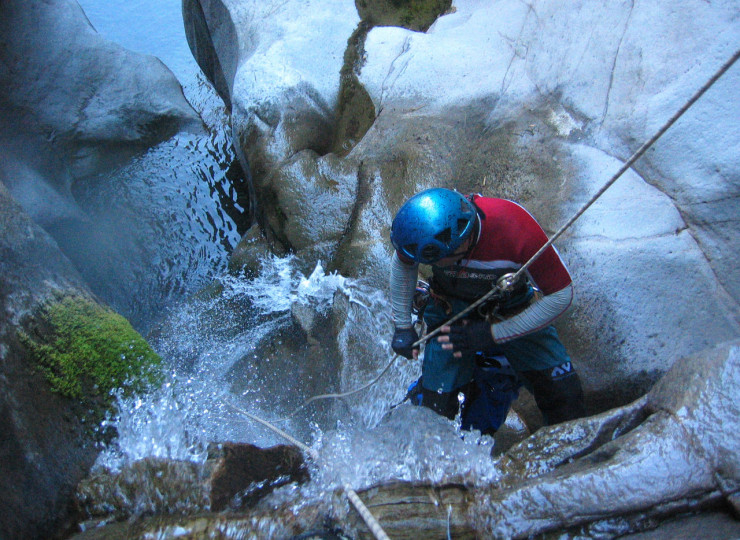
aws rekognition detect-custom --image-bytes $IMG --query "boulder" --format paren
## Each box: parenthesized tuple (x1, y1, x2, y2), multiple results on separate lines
(0, 173, 98, 540)
(467, 340, 740, 539)
(0, 0, 201, 228)
(0, 181, 159, 538)
(183, 0, 361, 269)
(73, 442, 308, 527)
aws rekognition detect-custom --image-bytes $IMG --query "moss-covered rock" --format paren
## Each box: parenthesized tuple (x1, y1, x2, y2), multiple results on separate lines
(19, 293, 163, 410)
(355, 0, 452, 31)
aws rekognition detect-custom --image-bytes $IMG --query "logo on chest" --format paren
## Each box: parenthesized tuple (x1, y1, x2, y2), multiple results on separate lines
(441, 268, 497, 281)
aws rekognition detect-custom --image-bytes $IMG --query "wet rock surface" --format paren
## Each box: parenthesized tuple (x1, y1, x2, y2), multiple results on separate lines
(74, 442, 308, 529)
(1, 1, 738, 538)
(176, 2, 740, 534)
(0, 0, 200, 226)
(65, 341, 739, 538)
(0, 182, 101, 539)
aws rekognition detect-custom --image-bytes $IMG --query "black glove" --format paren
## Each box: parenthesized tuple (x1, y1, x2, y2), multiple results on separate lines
(442, 319, 496, 355)
(392, 326, 420, 359)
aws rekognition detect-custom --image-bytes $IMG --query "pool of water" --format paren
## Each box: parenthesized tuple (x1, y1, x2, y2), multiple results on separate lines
(71, 0, 250, 331)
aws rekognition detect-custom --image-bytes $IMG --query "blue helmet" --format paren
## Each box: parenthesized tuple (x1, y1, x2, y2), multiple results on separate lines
(391, 188, 477, 264)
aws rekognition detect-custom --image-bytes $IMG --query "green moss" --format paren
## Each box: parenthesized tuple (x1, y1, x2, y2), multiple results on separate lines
(19, 294, 163, 407)
(355, 0, 452, 32)
(332, 23, 377, 157)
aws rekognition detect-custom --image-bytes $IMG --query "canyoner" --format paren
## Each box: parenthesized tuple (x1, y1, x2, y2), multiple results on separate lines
(390, 188, 586, 434)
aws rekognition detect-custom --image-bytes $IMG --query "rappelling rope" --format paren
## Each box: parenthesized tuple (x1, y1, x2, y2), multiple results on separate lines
(297, 47, 740, 407)
(509, 48, 740, 285)
(223, 400, 392, 540)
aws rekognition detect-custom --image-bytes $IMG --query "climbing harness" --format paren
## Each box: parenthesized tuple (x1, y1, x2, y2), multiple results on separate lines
(223, 400, 391, 540)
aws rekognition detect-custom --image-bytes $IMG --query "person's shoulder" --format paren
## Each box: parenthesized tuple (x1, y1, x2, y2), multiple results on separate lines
(473, 196, 530, 216)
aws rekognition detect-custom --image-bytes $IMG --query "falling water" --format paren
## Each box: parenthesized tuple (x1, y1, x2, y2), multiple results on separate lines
(95, 256, 500, 505)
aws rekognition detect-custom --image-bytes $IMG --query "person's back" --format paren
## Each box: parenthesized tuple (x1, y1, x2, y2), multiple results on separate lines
(390, 188, 585, 432)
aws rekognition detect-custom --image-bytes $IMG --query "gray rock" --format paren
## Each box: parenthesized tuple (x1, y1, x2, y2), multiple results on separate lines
(0, 0, 201, 226)
(470, 340, 740, 539)
(183, 0, 359, 271)
(74, 443, 308, 526)
(0, 181, 98, 539)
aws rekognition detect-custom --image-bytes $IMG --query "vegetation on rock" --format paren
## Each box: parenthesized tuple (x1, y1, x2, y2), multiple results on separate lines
(19, 293, 163, 409)
(355, 0, 453, 31)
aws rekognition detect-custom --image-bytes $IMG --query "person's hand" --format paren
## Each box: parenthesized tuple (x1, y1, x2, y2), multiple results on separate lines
(391, 326, 420, 359)
(437, 319, 495, 357)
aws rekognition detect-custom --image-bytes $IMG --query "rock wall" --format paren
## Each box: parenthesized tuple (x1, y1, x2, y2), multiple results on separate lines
(0, 182, 98, 539)
(0, 0, 201, 229)
(0, 1, 202, 536)
(184, 0, 740, 414)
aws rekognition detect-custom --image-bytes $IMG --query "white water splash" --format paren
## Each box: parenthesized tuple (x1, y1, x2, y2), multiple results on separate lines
(95, 257, 359, 470)
(312, 405, 500, 489)
(219, 256, 352, 314)
(94, 255, 503, 520)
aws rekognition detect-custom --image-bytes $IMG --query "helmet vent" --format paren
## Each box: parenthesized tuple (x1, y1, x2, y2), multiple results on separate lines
(421, 244, 441, 261)
(434, 228, 452, 244)
(457, 218, 470, 234)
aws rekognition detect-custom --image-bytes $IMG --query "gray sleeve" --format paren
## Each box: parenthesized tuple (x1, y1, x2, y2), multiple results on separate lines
(390, 251, 418, 329)
(492, 283, 574, 343)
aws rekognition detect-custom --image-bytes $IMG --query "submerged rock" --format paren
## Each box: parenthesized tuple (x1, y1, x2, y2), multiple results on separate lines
(73, 443, 308, 533)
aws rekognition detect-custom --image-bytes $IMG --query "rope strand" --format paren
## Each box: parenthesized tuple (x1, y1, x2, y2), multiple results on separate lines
(510, 47, 740, 284)
(223, 400, 392, 540)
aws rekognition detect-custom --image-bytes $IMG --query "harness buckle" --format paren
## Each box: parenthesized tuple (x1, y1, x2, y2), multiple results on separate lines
(412, 280, 431, 318)
(477, 273, 540, 321)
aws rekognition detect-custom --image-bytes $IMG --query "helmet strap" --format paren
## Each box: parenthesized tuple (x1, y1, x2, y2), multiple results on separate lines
(465, 214, 482, 257)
